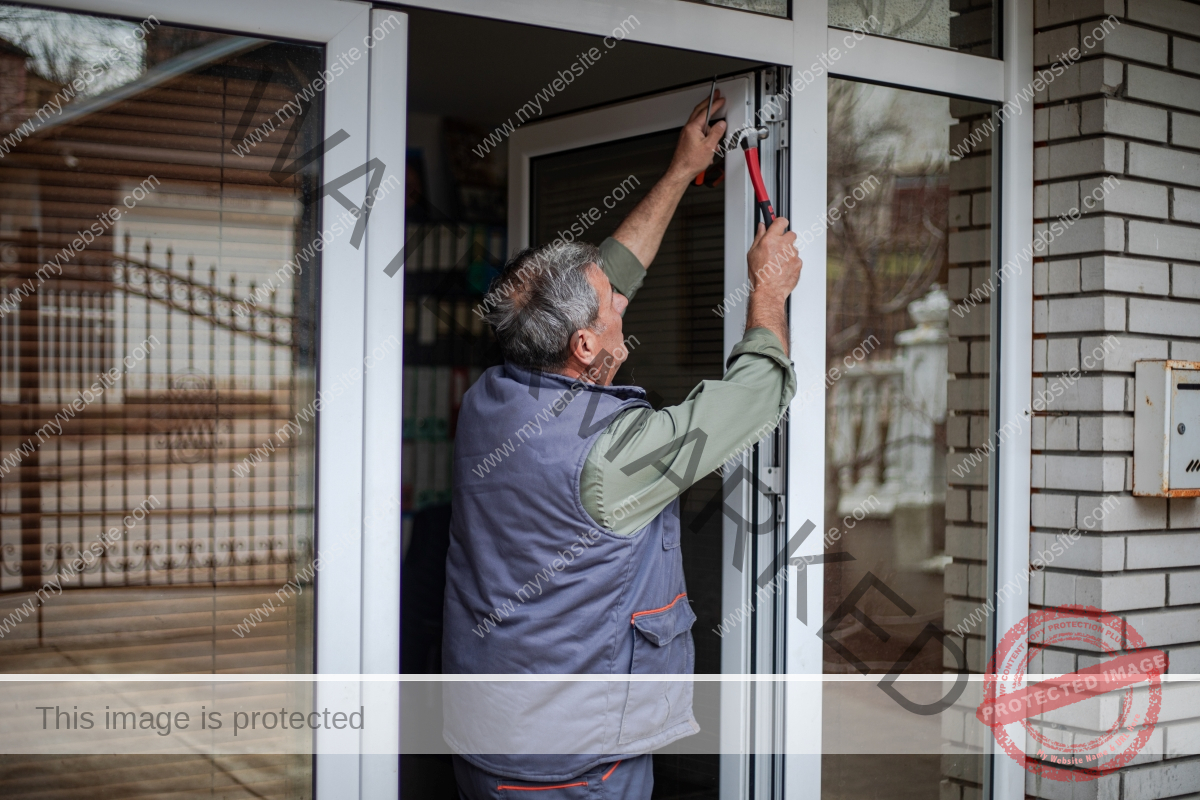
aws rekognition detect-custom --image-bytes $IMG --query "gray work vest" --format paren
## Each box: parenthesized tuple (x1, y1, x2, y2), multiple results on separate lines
(441, 363, 698, 781)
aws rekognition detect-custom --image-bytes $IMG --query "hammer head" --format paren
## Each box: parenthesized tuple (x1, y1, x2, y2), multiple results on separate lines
(738, 126, 771, 149)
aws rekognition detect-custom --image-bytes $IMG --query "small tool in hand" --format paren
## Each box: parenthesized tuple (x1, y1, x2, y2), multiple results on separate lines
(740, 127, 774, 224)
(695, 78, 718, 186)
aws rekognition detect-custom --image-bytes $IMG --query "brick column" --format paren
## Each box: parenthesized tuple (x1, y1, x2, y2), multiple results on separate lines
(1029, 0, 1200, 795)
(941, 96, 996, 800)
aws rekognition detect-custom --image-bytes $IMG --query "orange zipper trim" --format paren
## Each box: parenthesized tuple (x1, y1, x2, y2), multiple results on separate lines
(497, 780, 588, 791)
(601, 760, 622, 781)
(630, 592, 687, 624)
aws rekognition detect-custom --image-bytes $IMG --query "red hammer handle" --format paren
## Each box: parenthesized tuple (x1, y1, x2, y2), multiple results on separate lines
(743, 146, 775, 223)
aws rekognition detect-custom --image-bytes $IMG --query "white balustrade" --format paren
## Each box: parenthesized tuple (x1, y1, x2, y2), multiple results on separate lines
(830, 286, 950, 568)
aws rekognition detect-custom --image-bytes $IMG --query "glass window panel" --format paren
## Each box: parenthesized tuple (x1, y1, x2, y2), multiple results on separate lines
(0, 4, 322, 795)
(829, 0, 998, 56)
(824, 78, 995, 797)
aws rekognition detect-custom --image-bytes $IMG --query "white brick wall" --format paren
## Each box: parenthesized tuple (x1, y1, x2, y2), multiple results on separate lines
(1173, 187, 1200, 223)
(1174, 111, 1200, 148)
(943, 97, 994, 800)
(1080, 255, 1170, 294)
(1081, 23, 1168, 64)
(1176, 263, 1200, 298)
(1128, 220, 1200, 262)
(1128, 0, 1200, 37)
(1126, 64, 1200, 112)
(1129, 142, 1200, 187)
(1043, 295, 1125, 332)
(1129, 296, 1200, 336)
(1081, 98, 1168, 141)
(1169, 570, 1200, 604)
(1030, 2, 1200, 793)
(1040, 138, 1125, 179)
(1036, 0, 1124, 27)
(1177, 36, 1200, 75)
(1125, 533, 1200, 569)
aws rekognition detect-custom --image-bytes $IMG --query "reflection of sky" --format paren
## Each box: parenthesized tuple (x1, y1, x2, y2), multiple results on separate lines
(0, 6, 145, 96)
(850, 83, 954, 171)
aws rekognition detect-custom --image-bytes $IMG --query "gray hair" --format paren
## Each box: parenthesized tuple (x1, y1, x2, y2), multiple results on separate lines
(485, 242, 602, 371)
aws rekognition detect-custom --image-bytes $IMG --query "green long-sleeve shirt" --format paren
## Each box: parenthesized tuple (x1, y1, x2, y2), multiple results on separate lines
(583, 238, 796, 536)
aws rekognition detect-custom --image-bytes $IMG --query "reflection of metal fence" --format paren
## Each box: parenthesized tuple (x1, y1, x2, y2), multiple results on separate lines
(0, 234, 312, 591)
(828, 287, 949, 568)
(113, 234, 293, 348)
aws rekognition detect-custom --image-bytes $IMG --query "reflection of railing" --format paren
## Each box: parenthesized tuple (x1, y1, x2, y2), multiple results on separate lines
(832, 362, 905, 515)
(0, 374, 313, 585)
(0, 527, 300, 580)
(0, 232, 310, 590)
(829, 287, 949, 566)
(113, 235, 293, 348)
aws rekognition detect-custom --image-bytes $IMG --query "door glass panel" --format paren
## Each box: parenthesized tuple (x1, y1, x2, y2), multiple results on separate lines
(0, 4, 321, 795)
(823, 78, 994, 797)
(531, 129, 725, 798)
(829, 0, 997, 57)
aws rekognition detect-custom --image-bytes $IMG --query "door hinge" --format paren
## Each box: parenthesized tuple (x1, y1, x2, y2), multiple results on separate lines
(762, 465, 784, 495)
(761, 94, 785, 122)
(778, 120, 788, 149)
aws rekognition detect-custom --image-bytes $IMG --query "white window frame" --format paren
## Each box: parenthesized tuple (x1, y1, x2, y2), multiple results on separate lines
(40, 0, 1034, 797)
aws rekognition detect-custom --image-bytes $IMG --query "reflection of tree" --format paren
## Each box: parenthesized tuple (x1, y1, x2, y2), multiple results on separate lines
(702, 0, 788, 15)
(851, 0, 939, 38)
(826, 80, 948, 365)
(0, 6, 143, 96)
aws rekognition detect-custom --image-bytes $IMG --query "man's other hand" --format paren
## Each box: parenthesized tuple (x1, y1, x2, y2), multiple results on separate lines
(748, 218, 802, 300)
(666, 91, 728, 184)
(745, 218, 801, 356)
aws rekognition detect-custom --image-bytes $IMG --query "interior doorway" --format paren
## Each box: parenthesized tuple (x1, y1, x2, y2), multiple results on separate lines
(398, 8, 768, 799)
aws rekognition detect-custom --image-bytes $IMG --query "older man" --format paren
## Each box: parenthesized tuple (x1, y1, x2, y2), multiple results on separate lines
(443, 94, 802, 799)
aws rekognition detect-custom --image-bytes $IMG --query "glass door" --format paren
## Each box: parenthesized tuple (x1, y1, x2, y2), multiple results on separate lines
(510, 74, 785, 799)
(818, 79, 998, 800)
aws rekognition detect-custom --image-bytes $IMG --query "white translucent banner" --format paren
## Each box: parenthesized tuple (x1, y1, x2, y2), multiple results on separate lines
(0, 676, 1195, 766)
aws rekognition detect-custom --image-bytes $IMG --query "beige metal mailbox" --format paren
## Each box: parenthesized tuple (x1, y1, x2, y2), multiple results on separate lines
(1134, 360, 1200, 497)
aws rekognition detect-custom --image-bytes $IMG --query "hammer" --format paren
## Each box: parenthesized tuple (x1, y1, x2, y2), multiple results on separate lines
(739, 126, 774, 224)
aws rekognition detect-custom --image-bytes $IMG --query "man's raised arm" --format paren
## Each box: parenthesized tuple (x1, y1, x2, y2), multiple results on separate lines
(581, 219, 803, 534)
(609, 92, 727, 270)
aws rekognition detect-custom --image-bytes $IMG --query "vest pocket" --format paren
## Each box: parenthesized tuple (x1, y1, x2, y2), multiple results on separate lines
(618, 596, 696, 745)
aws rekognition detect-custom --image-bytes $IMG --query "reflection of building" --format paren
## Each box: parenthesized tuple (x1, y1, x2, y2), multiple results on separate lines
(888, 174, 949, 247)
(0, 38, 61, 133)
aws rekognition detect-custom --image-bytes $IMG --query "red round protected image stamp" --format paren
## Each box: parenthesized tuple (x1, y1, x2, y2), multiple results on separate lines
(977, 605, 1165, 781)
